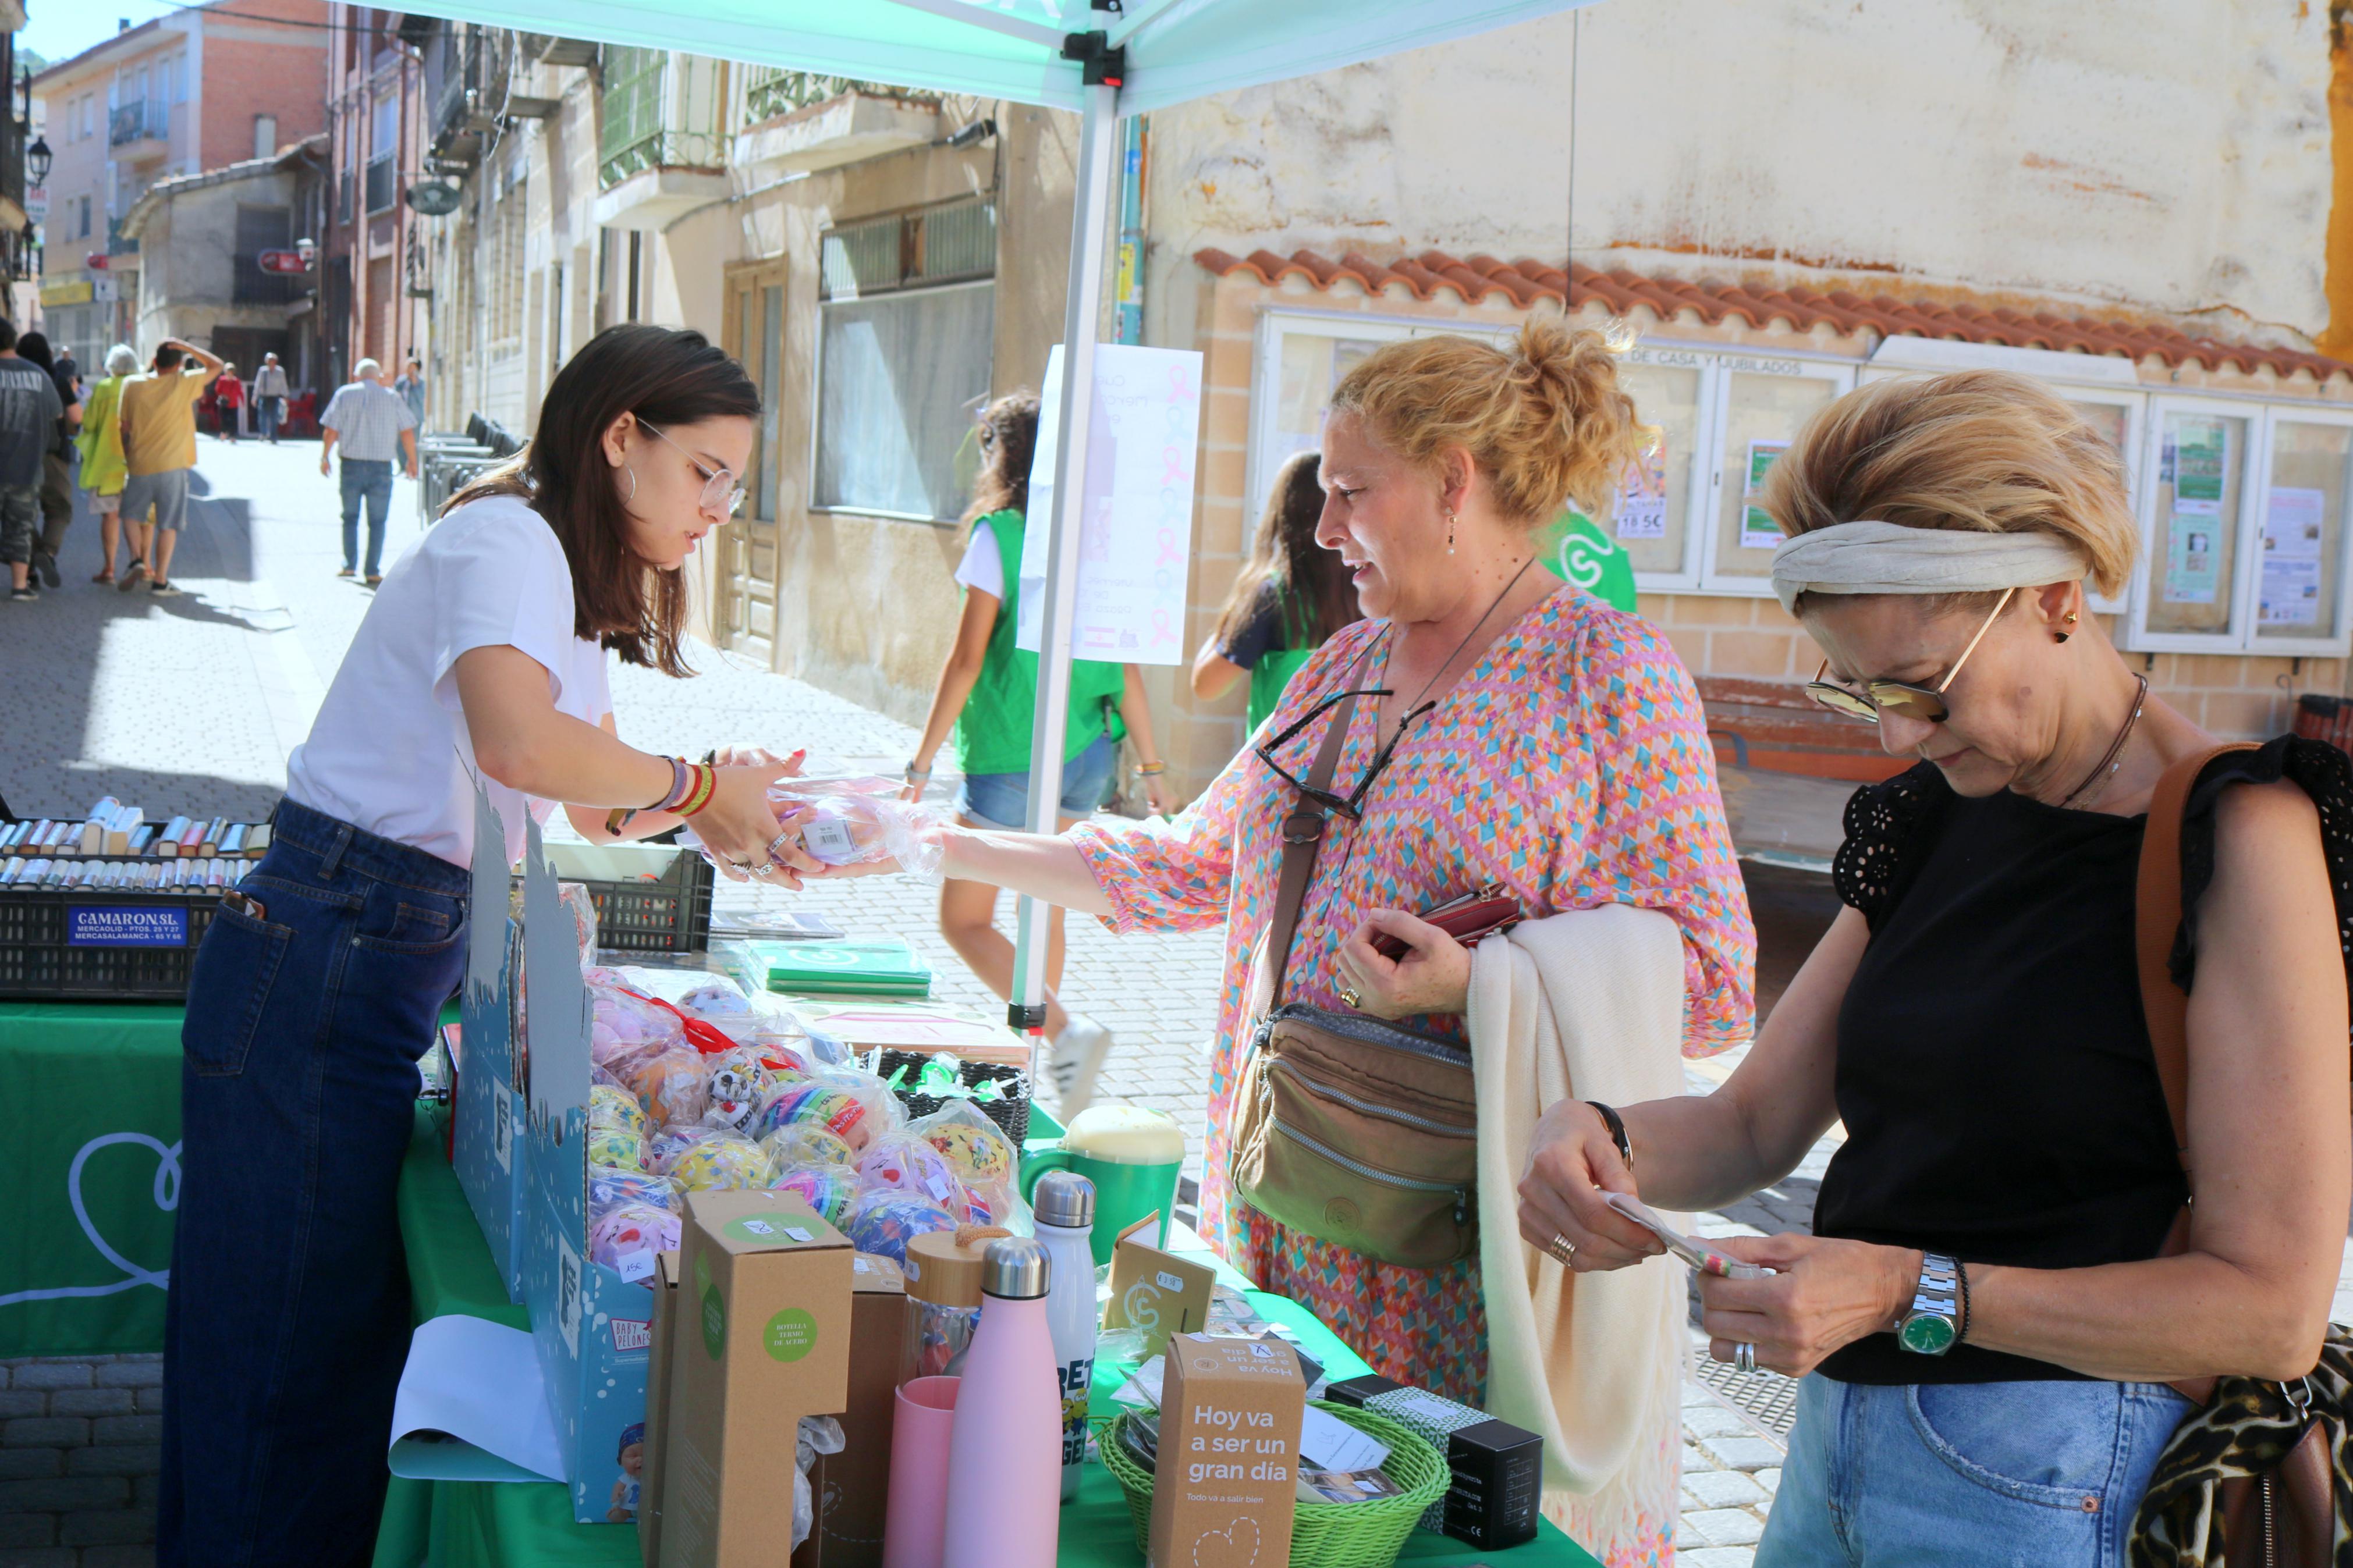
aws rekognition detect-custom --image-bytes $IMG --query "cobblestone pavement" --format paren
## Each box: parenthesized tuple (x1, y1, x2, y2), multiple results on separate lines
(12, 441, 2349, 1566)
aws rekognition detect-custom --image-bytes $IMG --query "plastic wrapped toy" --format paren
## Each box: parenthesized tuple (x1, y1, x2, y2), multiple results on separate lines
(622, 1046, 708, 1131)
(843, 1189, 957, 1266)
(589, 980, 686, 1072)
(587, 1126, 646, 1172)
(646, 1125, 730, 1175)
(666, 1132, 768, 1194)
(911, 1101, 1017, 1192)
(766, 776, 949, 880)
(708, 1043, 805, 1111)
(856, 1131, 968, 1210)
(757, 1123, 857, 1179)
(588, 1202, 679, 1276)
(767, 1162, 859, 1226)
(591, 1083, 647, 1140)
(754, 1068, 897, 1151)
(558, 880, 599, 965)
(588, 1166, 679, 1219)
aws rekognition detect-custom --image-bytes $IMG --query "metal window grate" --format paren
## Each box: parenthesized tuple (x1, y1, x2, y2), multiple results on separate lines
(917, 200, 995, 283)
(819, 201, 994, 300)
(819, 215, 900, 300)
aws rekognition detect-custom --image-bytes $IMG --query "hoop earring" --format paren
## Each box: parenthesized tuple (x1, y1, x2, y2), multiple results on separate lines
(1445, 511, 1456, 556)
(623, 465, 637, 504)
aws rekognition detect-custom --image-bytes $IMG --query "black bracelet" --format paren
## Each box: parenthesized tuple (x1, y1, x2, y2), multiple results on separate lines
(1955, 1260, 1972, 1346)
(1585, 1101, 1634, 1174)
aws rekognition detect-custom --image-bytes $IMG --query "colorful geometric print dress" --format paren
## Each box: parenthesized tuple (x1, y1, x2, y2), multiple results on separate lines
(1071, 586, 1755, 1568)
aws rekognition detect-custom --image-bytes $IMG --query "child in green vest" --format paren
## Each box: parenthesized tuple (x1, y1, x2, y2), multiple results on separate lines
(905, 392, 1172, 1118)
(1190, 450, 1361, 733)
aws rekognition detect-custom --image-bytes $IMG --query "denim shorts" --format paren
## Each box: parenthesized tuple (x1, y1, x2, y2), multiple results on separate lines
(1755, 1373, 2194, 1567)
(957, 731, 1118, 830)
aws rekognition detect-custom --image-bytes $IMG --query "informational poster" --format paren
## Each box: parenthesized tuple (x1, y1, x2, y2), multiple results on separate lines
(1740, 440, 1789, 550)
(1614, 440, 1669, 541)
(1016, 343, 1204, 665)
(2163, 517, 2219, 605)
(2260, 485, 2327, 627)
(2171, 418, 2228, 516)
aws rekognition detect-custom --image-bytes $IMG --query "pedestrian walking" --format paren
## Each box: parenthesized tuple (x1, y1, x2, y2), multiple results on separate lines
(158, 323, 821, 1567)
(1190, 450, 1361, 734)
(77, 345, 137, 584)
(116, 336, 225, 598)
(54, 346, 79, 402)
(14, 332, 82, 591)
(1520, 371, 2353, 1568)
(214, 362, 242, 443)
(393, 355, 426, 426)
(902, 390, 1172, 1119)
(0, 319, 65, 604)
(251, 352, 289, 443)
(319, 357, 420, 587)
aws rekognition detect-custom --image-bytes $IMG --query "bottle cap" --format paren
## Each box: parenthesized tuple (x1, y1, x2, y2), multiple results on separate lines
(1030, 1170, 1095, 1230)
(902, 1232, 988, 1309)
(981, 1236, 1050, 1300)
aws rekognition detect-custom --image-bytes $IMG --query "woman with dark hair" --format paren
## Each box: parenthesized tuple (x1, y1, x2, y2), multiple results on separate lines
(1191, 450, 1361, 733)
(903, 390, 1172, 1118)
(13, 331, 81, 587)
(158, 325, 822, 1566)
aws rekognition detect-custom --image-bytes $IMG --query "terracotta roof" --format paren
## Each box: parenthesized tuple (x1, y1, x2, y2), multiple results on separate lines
(1194, 247, 2352, 385)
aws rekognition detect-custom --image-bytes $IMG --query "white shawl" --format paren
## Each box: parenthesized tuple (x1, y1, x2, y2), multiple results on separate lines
(1466, 906, 1691, 1551)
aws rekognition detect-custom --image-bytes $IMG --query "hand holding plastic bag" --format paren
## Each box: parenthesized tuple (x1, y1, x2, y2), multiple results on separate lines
(766, 776, 950, 883)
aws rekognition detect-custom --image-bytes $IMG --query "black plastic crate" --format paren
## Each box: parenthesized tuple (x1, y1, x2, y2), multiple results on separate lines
(552, 851, 714, 954)
(0, 888, 219, 1000)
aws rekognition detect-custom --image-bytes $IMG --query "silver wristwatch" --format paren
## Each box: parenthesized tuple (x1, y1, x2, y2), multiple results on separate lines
(1897, 1252, 1961, 1356)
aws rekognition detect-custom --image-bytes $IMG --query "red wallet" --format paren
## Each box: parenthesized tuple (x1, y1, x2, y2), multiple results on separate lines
(1369, 882, 1522, 961)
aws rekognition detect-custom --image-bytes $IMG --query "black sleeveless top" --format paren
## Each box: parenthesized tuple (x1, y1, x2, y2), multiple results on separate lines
(1815, 735, 2353, 1385)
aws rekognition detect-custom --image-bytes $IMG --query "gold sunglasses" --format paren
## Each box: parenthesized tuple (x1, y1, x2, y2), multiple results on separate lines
(1803, 586, 2016, 725)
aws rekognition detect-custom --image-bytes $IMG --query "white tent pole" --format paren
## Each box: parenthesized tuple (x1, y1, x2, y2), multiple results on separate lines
(1010, 78, 1119, 1043)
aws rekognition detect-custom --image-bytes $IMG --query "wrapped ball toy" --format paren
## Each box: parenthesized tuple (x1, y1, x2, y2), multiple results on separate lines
(588, 982, 686, 1071)
(589, 1167, 679, 1218)
(646, 1126, 728, 1176)
(910, 1102, 1016, 1189)
(757, 1124, 856, 1179)
(587, 1126, 645, 1172)
(708, 1043, 805, 1110)
(668, 1133, 768, 1194)
(843, 1189, 957, 1267)
(623, 1046, 709, 1131)
(591, 1083, 647, 1140)
(558, 880, 599, 965)
(856, 1132, 966, 1210)
(588, 1202, 679, 1275)
(767, 1162, 858, 1226)
(755, 1079, 885, 1151)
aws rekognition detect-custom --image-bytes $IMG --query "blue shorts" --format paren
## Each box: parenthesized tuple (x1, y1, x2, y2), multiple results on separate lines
(957, 732, 1118, 830)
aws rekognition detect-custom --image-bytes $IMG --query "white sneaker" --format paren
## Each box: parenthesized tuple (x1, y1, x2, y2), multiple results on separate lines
(1045, 1015, 1113, 1121)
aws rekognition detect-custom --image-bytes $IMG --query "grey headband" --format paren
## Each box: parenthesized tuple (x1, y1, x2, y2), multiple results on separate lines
(1769, 521, 2088, 614)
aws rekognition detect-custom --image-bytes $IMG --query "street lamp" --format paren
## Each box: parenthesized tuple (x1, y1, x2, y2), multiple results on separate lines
(26, 136, 48, 187)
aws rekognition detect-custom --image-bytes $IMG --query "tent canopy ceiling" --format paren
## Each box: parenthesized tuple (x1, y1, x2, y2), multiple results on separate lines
(389, 0, 1584, 116)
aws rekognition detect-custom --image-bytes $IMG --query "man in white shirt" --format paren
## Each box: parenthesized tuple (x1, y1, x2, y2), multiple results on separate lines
(251, 353, 290, 445)
(318, 358, 420, 586)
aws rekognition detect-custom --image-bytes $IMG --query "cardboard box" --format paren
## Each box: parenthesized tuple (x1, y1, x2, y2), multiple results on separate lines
(452, 790, 529, 1302)
(807, 1253, 906, 1568)
(1102, 1214, 1215, 1361)
(1324, 1374, 1542, 1549)
(660, 1190, 854, 1568)
(640, 1251, 682, 1568)
(1147, 1334, 1304, 1568)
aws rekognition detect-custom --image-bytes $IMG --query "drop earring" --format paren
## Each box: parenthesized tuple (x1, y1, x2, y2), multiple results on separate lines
(1445, 510, 1456, 556)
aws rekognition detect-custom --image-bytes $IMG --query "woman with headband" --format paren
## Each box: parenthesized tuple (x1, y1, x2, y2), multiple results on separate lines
(1514, 370, 2353, 1563)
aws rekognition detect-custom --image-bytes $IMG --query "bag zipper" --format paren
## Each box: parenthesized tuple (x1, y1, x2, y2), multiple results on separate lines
(1268, 1057, 1474, 1138)
(1268, 1114, 1471, 1227)
(1258, 1002, 1473, 1068)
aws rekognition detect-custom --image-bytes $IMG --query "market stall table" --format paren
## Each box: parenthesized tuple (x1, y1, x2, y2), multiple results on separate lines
(376, 1107, 1605, 1568)
(0, 1001, 185, 1356)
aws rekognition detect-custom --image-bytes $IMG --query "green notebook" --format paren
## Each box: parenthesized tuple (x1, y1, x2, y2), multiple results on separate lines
(741, 938, 932, 997)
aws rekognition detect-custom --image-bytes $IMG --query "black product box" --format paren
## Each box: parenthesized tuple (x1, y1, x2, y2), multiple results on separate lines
(1325, 1373, 1543, 1551)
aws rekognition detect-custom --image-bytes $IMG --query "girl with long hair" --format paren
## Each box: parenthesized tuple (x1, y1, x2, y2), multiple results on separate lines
(1191, 450, 1361, 732)
(158, 325, 822, 1566)
(903, 390, 1172, 1118)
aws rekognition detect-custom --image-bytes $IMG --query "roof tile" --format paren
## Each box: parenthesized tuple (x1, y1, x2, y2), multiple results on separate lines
(1192, 247, 2352, 385)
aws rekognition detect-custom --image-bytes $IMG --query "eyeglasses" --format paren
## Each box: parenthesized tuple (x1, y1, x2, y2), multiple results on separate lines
(1803, 586, 2016, 726)
(1253, 686, 1433, 821)
(639, 419, 747, 517)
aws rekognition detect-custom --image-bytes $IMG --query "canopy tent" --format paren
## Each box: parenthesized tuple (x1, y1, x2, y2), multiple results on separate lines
(391, 0, 1597, 1025)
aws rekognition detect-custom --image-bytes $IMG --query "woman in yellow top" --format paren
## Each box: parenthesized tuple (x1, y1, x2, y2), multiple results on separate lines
(77, 345, 137, 585)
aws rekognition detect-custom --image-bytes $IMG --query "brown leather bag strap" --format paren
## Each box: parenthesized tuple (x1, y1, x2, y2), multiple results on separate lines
(1265, 646, 1378, 1005)
(2134, 741, 2260, 1171)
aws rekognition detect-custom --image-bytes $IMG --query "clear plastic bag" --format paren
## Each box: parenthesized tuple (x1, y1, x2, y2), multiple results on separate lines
(843, 1189, 958, 1266)
(794, 1416, 846, 1549)
(588, 1202, 679, 1275)
(768, 1162, 860, 1226)
(758, 1123, 859, 1179)
(754, 1067, 901, 1152)
(588, 980, 688, 1073)
(666, 1131, 768, 1194)
(767, 776, 949, 882)
(855, 1130, 970, 1212)
(620, 1046, 709, 1131)
(588, 1167, 679, 1219)
(558, 881, 599, 965)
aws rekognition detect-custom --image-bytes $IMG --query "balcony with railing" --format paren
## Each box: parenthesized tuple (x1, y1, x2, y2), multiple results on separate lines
(733, 64, 941, 177)
(592, 49, 729, 230)
(109, 99, 169, 159)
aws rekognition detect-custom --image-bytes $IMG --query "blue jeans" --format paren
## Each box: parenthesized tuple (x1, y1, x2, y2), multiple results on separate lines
(1756, 1374, 2195, 1567)
(158, 797, 469, 1566)
(257, 396, 282, 442)
(340, 458, 393, 576)
(956, 730, 1119, 829)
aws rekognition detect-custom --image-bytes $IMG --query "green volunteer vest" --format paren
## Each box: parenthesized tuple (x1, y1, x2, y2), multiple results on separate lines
(1538, 510, 1639, 613)
(952, 509, 1127, 777)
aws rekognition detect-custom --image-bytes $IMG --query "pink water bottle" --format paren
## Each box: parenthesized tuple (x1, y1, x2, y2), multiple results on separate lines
(939, 1238, 1062, 1568)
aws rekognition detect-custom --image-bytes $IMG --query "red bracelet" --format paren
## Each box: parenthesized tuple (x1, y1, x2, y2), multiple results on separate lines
(676, 764, 718, 818)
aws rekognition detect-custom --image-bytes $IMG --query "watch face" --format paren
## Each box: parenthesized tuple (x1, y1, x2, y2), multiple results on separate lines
(1900, 1314, 1957, 1356)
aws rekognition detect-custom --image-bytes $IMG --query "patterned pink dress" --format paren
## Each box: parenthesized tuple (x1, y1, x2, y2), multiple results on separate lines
(1071, 588, 1754, 1567)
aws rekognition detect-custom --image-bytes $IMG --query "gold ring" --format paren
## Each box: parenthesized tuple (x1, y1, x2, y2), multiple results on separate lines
(1338, 984, 1362, 1010)
(1545, 1232, 1577, 1267)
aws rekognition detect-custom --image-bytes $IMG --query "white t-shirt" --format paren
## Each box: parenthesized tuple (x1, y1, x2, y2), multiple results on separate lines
(953, 517, 1003, 599)
(285, 493, 614, 867)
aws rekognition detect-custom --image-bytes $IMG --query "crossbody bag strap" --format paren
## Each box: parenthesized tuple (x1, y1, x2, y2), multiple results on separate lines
(2134, 741, 2259, 1176)
(1265, 645, 1378, 1007)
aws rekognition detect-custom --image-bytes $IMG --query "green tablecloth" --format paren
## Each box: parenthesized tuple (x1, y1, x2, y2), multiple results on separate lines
(378, 1107, 1602, 1568)
(0, 1001, 185, 1356)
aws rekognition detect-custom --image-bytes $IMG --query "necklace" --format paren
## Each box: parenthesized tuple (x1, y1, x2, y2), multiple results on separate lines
(1389, 554, 1541, 729)
(2058, 672, 2149, 810)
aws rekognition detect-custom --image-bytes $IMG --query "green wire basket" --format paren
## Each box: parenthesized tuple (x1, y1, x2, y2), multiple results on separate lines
(1098, 1399, 1451, 1568)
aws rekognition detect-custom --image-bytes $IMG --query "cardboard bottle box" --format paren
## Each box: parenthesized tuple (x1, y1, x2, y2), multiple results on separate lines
(807, 1252, 908, 1568)
(640, 1251, 682, 1568)
(1147, 1334, 1305, 1568)
(659, 1190, 854, 1568)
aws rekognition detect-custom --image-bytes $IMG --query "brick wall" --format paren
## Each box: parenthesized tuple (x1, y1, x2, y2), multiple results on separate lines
(195, 0, 328, 175)
(0, 1356, 162, 1567)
